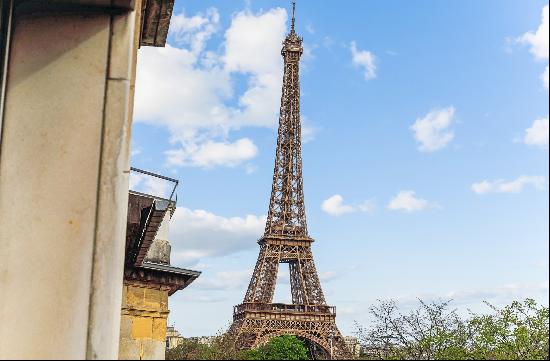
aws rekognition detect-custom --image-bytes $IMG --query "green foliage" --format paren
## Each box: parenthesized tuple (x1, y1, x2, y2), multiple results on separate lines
(355, 298, 549, 360)
(166, 331, 243, 360)
(167, 299, 548, 360)
(467, 299, 549, 360)
(241, 335, 310, 360)
(166, 334, 310, 360)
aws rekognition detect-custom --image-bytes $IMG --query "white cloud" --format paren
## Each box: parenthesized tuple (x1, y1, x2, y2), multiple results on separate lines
(165, 138, 258, 168)
(321, 195, 375, 216)
(170, 207, 266, 267)
(518, 5, 549, 61)
(223, 8, 287, 128)
(170, 8, 220, 54)
(444, 281, 549, 305)
(193, 269, 252, 291)
(342, 281, 549, 330)
(321, 195, 354, 216)
(387, 191, 431, 212)
(134, 7, 295, 169)
(135, 44, 232, 142)
(410, 107, 456, 152)
(224, 9, 285, 75)
(471, 175, 547, 194)
(390, 281, 550, 313)
(524, 117, 549, 147)
(515, 5, 548, 150)
(518, 5, 549, 89)
(350, 41, 377, 80)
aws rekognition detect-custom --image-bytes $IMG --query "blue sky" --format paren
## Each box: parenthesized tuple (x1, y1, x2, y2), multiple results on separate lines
(130, 0, 549, 336)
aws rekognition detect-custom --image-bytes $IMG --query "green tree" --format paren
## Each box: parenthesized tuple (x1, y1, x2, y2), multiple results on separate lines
(241, 335, 310, 360)
(355, 299, 470, 360)
(355, 298, 549, 360)
(468, 299, 549, 360)
(166, 333, 310, 360)
(166, 330, 243, 360)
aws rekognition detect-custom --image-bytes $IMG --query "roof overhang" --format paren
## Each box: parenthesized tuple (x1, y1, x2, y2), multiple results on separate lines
(14, 0, 175, 47)
(139, 0, 175, 47)
(14, 0, 135, 11)
(124, 262, 201, 295)
(125, 190, 200, 295)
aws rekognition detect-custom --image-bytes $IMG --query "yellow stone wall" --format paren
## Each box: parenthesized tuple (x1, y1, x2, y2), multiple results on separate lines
(119, 283, 169, 360)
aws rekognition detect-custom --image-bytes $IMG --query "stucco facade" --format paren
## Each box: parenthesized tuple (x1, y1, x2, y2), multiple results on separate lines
(0, 1, 183, 359)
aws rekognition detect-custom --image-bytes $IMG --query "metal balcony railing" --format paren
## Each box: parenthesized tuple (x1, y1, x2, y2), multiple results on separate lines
(129, 167, 179, 203)
(234, 303, 336, 316)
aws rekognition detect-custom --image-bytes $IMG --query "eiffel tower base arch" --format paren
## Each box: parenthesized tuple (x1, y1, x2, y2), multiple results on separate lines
(229, 306, 352, 359)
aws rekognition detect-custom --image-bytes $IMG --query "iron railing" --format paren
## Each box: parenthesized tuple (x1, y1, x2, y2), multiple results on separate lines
(129, 167, 179, 203)
(234, 303, 336, 316)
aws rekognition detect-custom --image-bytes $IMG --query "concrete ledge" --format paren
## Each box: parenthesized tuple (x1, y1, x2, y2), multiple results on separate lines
(61, 0, 135, 9)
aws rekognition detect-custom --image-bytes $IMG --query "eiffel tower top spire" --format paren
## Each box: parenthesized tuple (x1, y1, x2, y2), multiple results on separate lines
(290, 0, 296, 33)
(264, 0, 308, 240)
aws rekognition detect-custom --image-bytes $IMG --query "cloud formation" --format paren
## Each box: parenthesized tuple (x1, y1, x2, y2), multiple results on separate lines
(518, 4, 549, 89)
(165, 138, 258, 168)
(169, 207, 266, 267)
(444, 281, 549, 306)
(134, 8, 292, 169)
(321, 194, 375, 216)
(387, 191, 432, 212)
(471, 176, 547, 194)
(410, 107, 456, 152)
(350, 41, 377, 80)
(193, 269, 252, 291)
(524, 117, 549, 148)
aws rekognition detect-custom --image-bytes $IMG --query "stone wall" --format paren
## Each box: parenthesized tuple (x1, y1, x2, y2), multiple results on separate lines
(119, 283, 170, 360)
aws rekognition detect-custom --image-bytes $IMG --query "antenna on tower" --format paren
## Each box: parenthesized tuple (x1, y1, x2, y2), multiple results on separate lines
(291, 0, 296, 33)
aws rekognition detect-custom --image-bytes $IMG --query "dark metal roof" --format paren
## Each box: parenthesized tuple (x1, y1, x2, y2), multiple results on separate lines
(132, 198, 169, 266)
(139, 0, 175, 47)
(141, 262, 201, 278)
(124, 262, 200, 295)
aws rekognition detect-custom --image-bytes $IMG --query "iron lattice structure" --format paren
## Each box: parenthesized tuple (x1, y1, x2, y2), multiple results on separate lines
(230, 4, 350, 359)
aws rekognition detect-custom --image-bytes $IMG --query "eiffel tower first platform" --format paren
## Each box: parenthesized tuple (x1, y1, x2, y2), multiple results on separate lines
(230, 3, 350, 359)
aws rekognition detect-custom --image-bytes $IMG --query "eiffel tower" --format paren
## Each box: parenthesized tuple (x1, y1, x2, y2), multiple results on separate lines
(230, 3, 350, 359)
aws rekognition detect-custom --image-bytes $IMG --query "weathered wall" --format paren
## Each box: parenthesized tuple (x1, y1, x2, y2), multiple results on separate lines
(119, 284, 169, 360)
(0, 2, 139, 359)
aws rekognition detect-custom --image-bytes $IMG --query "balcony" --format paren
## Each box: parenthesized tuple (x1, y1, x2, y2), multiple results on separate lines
(124, 167, 200, 294)
(129, 167, 178, 203)
(234, 303, 336, 317)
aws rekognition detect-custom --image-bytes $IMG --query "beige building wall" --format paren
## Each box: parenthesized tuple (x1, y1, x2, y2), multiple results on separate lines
(0, 1, 140, 359)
